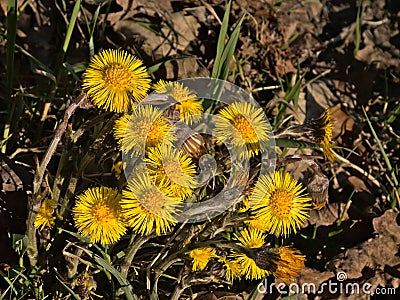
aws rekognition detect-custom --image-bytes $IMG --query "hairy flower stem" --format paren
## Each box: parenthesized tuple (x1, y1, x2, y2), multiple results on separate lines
(120, 234, 150, 278)
(26, 93, 91, 266)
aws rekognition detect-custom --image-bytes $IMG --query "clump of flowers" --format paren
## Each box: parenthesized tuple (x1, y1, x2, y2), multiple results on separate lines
(52, 48, 338, 297)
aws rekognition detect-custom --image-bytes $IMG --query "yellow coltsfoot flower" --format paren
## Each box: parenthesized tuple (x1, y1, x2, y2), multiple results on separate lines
(232, 228, 270, 280)
(73, 187, 126, 244)
(34, 198, 56, 230)
(153, 80, 203, 125)
(145, 145, 197, 201)
(249, 171, 311, 237)
(113, 105, 176, 156)
(82, 49, 151, 112)
(121, 174, 180, 235)
(219, 256, 243, 281)
(189, 247, 217, 271)
(270, 246, 305, 284)
(214, 102, 271, 158)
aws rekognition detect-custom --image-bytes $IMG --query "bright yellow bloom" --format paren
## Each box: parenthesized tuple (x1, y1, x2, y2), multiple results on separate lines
(113, 105, 176, 156)
(34, 199, 56, 230)
(154, 80, 203, 124)
(219, 256, 243, 281)
(301, 109, 335, 162)
(270, 246, 305, 284)
(214, 102, 271, 158)
(121, 174, 180, 235)
(249, 171, 311, 237)
(145, 145, 197, 201)
(237, 197, 250, 213)
(232, 244, 305, 284)
(152, 79, 169, 91)
(232, 228, 269, 280)
(82, 49, 151, 112)
(73, 187, 126, 244)
(189, 247, 217, 271)
(319, 109, 336, 162)
(112, 161, 126, 180)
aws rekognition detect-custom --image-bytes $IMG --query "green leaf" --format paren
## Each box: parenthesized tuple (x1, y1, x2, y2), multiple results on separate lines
(12, 234, 29, 257)
(92, 254, 138, 300)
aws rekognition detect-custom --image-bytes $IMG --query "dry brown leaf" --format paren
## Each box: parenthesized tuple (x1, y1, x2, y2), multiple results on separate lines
(329, 210, 400, 292)
(197, 291, 250, 300)
(305, 81, 335, 118)
(306, 202, 349, 227)
(347, 176, 371, 193)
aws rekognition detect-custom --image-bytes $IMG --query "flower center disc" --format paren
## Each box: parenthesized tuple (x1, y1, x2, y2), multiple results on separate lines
(141, 191, 165, 214)
(163, 161, 183, 182)
(94, 204, 114, 222)
(270, 190, 293, 217)
(233, 116, 256, 142)
(146, 122, 164, 145)
(103, 65, 131, 91)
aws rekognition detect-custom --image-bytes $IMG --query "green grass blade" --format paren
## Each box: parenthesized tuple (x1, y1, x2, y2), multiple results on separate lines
(273, 71, 304, 126)
(212, 0, 232, 79)
(89, 5, 101, 57)
(284, 69, 303, 108)
(63, 0, 81, 55)
(362, 107, 399, 203)
(55, 0, 82, 78)
(15, 44, 56, 82)
(55, 275, 80, 299)
(218, 13, 246, 81)
(92, 254, 138, 300)
(207, 6, 245, 112)
(81, 1, 101, 57)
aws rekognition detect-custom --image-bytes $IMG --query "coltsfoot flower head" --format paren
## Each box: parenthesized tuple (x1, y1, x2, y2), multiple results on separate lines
(121, 174, 180, 235)
(270, 246, 305, 284)
(82, 49, 151, 112)
(232, 228, 270, 280)
(73, 187, 126, 244)
(249, 171, 311, 237)
(237, 245, 305, 284)
(214, 102, 271, 158)
(34, 199, 56, 230)
(304, 109, 335, 162)
(153, 80, 203, 124)
(219, 256, 243, 281)
(189, 247, 217, 271)
(113, 105, 176, 156)
(112, 161, 126, 180)
(145, 145, 197, 201)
